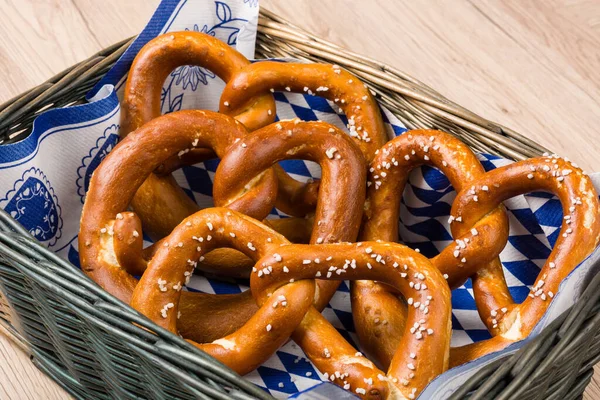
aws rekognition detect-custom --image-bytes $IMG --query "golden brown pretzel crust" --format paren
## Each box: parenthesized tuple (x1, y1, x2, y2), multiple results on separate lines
(449, 155, 600, 366)
(220, 61, 387, 161)
(179, 121, 365, 342)
(356, 130, 509, 368)
(214, 120, 367, 309)
(120, 31, 276, 239)
(252, 242, 452, 399)
(122, 31, 275, 135)
(214, 120, 387, 395)
(130, 208, 315, 375)
(137, 217, 314, 280)
(219, 61, 387, 216)
(79, 110, 278, 341)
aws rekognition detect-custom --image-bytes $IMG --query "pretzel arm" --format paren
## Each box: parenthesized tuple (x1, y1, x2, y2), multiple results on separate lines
(470, 258, 515, 331)
(112, 212, 147, 276)
(272, 165, 320, 217)
(350, 280, 407, 370)
(252, 242, 452, 399)
(449, 156, 600, 365)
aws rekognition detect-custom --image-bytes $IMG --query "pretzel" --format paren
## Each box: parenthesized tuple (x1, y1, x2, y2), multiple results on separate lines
(129, 207, 316, 375)
(449, 155, 600, 366)
(121, 31, 275, 135)
(79, 110, 278, 342)
(213, 119, 366, 309)
(252, 242, 452, 399)
(129, 119, 367, 375)
(219, 61, 388, 216)
(119, 31, 278, 240)
(355, 130, 510, 368)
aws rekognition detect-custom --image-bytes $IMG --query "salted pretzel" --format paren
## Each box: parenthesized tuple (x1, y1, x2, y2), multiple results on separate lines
(355, 130, 510, 368)
(130, 208, 316, 375)
(121, 31, 327, 234)
(219, 61, 388, 216)
(79, 110, 279, 342)
(120, 31, 277, 240)
(449, 155, 600, 366)
(121, 31, 275, 135)
(214, 119, 367, 310)
(252, 242, 452, 399)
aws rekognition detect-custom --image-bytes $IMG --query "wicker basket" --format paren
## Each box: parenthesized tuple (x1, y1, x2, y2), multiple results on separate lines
(0, 7, 598, 400)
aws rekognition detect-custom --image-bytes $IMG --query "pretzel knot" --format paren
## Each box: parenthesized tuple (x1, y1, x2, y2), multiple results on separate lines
(219, 60, 389, 216)
(355, 130, 510, 367)
(130, 208, 316, 375)
(252, 242, 452, 399)
(79, 110, 278, 341)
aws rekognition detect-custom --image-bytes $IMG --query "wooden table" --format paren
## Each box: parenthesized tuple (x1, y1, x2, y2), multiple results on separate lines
(1, 1, 599, 399)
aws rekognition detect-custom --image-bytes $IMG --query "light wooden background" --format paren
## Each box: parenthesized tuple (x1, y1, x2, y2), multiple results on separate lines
(1, 0, 599, 399)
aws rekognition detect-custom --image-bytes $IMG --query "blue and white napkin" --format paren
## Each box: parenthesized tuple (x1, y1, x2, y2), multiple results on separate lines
(1, 0, 599, 398)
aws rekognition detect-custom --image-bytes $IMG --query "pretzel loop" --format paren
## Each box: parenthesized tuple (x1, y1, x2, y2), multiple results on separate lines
(252, 242, 452, 399)
(449, 156, 600, 366)
(120, 31, 278, 239)
(214, 119, 367, 308)
(219, 61, 388, 216)
(79, 110, 278, 341)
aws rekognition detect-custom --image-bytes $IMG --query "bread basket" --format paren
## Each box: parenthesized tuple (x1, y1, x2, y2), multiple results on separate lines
(0, 7, 599, 400)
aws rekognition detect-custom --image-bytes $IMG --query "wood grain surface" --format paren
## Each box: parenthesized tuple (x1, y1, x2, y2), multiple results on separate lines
(0, 0, 599, 399)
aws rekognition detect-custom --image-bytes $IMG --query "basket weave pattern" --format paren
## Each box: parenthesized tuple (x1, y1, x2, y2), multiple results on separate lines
(0, 8, 598, 400)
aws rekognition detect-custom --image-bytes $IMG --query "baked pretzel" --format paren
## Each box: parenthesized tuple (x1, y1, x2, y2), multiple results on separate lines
(120, 31, 277, 240)
(214, 119, 366, 309)
(219, 61, 388, 216)
(79, 110, 278, 342)
(355, 130, 510, 368)
(130, 208, 316, 375)
(449, 155, 600, 366)
(253, 242, 452, 399)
